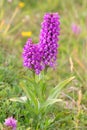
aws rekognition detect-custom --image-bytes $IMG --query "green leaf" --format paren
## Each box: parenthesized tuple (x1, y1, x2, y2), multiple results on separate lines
(20, 82, 40, 114)
(42, 99, 62, 108)
(9, 96, 27, 103)
(48, 76, 75, 99)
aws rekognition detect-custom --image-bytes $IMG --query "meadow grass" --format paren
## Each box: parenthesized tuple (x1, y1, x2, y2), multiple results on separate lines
(0, 0, 87, 129)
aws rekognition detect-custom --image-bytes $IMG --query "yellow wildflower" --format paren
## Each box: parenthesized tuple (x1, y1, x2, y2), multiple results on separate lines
(19, 2, 25, 8)
(21, 31, 32, 37)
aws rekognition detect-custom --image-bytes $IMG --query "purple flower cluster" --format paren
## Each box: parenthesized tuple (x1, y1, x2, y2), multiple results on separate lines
(23, 39, 44, 74)
(23, 13, 60, 74)
(39, 13, 60, 67)
(4, 117, 17, 130)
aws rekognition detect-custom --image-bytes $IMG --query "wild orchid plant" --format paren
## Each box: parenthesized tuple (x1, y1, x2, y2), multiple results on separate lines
(21, 13, 74, 129)
(4, 13, 74, 130)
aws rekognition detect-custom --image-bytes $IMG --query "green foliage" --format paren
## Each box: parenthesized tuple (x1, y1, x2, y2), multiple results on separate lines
(0, 0, 87, 129)
(18, 75, 74, 129)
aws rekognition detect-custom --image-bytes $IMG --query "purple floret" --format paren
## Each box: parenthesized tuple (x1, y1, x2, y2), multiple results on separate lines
(4, 117, 17, 130)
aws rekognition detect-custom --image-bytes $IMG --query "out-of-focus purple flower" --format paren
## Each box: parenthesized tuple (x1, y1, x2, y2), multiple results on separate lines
(39, 13, 60, 67)
(71, 23, 81, 35)
(22, 39, 44, 74)
(4, 117, 17, 130)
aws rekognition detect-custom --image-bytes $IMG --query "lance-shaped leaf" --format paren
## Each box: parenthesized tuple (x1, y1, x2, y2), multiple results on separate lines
(20, 82, 40, 114)
(42, 99, 62, 109)
(48, 76, 75, 99)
